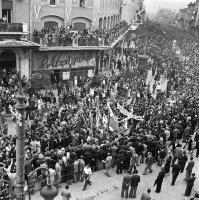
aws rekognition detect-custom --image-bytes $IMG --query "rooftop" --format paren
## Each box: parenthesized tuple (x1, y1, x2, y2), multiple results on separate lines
(0, 40, 41, 48)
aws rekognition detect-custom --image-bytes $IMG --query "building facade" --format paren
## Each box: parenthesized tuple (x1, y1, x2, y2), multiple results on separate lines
(121, 0, 145, 24)
(177, 1, 199, 33)
(0, 0, 123, 33)
(0, 0, 137, 87)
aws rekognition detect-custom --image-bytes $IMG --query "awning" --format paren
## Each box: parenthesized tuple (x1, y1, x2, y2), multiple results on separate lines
(0, 40, 41, 48)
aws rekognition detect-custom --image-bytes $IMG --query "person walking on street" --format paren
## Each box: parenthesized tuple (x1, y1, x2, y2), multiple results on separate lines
(143, 152, 153, 175)
(185, 157, 194, 181)
(61, 184, 72, 200)
(116, 151, 124, 174)
(141, 188, 152, 200)
(121, 174, 132, 198)
(171, 161, 181, 185)
(185, 173, 196, 196)
(103, 152, 112, 177)
(128, 151, 138, 175)
(82, 164, 92, 191)
(195, 139, 199, 158)
(164, 154, 172, 175)
(73, 156, 80, 183)
(111, 143, 118, 168)
(79, 155, 85, 182)
(179, 151, 188, 173)
(129, 170, 140, 198)
(154, 167, 165, 193)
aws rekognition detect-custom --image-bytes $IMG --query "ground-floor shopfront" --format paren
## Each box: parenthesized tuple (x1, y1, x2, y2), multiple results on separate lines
(31, 49, 102, 89)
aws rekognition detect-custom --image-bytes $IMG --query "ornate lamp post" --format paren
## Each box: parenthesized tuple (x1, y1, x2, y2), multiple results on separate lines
(14, 77, 26, 200)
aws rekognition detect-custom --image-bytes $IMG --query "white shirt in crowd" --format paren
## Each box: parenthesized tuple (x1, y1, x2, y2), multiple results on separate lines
(84, 166, 92, 175)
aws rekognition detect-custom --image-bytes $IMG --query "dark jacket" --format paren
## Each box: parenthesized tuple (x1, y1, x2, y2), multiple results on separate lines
(179, 154, 188, 165)
(186, 160, 195, 171)
(187, 176, 196, 186)
(172, 163, 181, 175)
(131, 174, 140, 186)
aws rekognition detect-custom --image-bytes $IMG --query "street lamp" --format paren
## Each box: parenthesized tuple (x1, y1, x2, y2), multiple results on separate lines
(14, 75, 26, 200)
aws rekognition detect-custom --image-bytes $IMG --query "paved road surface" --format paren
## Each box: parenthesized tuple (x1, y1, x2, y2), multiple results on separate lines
(28, 153, 199, 200)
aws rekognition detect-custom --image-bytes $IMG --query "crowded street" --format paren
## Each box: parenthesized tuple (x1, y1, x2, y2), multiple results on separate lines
(1, 0, 199, 200)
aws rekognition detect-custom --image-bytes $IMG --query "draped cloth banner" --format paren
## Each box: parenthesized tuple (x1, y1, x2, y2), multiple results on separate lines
(117, 103, 144, 122)
(107, 102, 118, 121)
(106, 102, 144, 127)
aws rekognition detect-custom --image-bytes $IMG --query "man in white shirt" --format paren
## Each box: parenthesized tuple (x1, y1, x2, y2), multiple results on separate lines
(82, 164, 92, 191)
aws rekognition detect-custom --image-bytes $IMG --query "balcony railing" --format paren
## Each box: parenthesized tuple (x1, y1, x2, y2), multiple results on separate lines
(0, 23, 23, 32)
(32, 23, 129, 47)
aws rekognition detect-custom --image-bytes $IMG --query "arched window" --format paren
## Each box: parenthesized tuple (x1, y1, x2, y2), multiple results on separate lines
(107, 16, 110, 30)
(99, 18, 103, 30)
(50, 0, 56, 5)
(103, 17, 107, 29)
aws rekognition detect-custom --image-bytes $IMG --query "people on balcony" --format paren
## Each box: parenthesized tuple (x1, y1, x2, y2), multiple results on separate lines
(0, 15, 8, 23)
(32, 21, 129, 47)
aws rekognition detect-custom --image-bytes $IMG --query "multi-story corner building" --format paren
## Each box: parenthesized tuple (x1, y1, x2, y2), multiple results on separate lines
(0, 0, 142, 88)
(177, 1, 199, 33)
(0, 0, 122, 35)
(121, 0, 145, 24)
(178, 2, 197, 31)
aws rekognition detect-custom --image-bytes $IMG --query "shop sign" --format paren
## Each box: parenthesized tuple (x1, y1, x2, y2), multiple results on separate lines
(33, 52, 96, 70)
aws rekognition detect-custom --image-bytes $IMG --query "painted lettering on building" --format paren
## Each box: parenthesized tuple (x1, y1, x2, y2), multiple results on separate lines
(33, 52, 96, 70)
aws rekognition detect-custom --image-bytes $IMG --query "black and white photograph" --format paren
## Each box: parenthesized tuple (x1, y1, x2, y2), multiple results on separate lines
(0, 0, 199, 200)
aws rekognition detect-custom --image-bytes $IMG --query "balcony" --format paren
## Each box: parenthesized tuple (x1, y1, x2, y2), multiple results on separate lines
(0, 23, 23, 34)
(33, 21, 129, 50)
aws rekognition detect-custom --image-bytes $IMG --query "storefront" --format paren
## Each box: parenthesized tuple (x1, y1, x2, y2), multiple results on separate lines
(32, 50, 100, 88)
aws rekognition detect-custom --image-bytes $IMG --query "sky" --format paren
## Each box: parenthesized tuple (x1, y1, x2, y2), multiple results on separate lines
(144, 0, 193, 14)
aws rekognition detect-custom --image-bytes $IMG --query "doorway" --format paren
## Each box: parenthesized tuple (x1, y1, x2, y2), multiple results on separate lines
(44, 21, 58, 31)
(0, 49, 16, 74)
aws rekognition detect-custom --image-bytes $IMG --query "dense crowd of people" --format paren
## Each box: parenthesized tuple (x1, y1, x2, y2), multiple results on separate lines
(0, 21, 199, 200)
(33, 21, 128, 47)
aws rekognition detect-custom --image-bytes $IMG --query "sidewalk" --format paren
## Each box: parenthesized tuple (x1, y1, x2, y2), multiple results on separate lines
(28, 155, 199, 200)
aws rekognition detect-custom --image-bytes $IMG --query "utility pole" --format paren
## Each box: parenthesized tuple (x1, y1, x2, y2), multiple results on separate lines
(15, 76, 26, 200)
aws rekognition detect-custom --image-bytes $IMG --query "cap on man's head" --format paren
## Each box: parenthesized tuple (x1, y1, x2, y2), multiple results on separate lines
(147, 188, 151, 193)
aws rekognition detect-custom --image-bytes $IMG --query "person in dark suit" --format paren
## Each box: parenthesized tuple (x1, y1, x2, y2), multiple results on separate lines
(129, 170, 140, 198)
(171, 161, 181, 185)
(164, 154, 172, 175)
(185, 173, 196, 196)
(121, 174, 132, 198)
(178, 151, 188, 173)
(196, 140, 199, 158)
(154, 167, 165, 193)
(185, 157, 195, 181)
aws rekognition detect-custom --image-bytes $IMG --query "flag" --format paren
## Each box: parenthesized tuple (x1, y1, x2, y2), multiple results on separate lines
(107, 102, 117, 121)
(103, 114, 108, 128)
